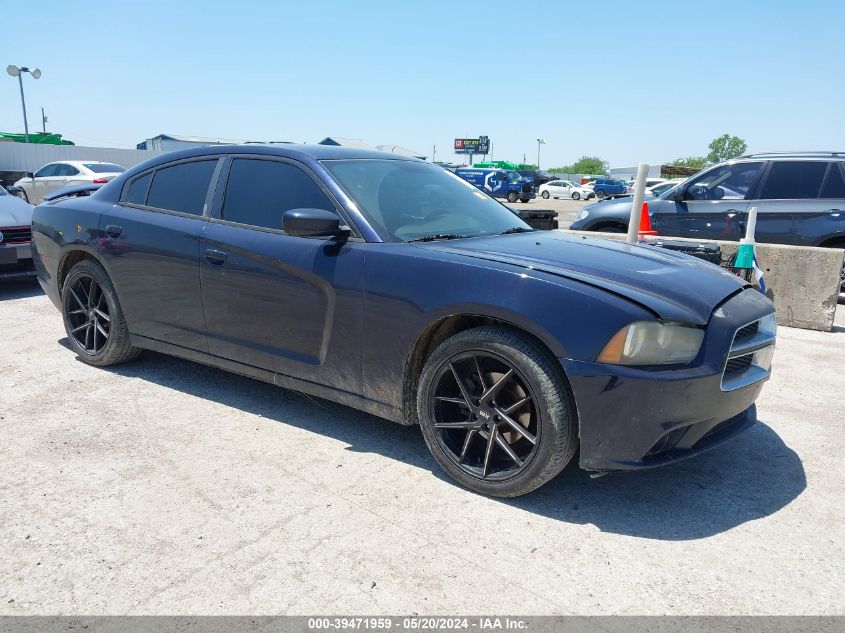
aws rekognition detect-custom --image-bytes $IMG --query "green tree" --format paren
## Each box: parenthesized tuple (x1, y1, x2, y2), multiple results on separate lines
(550, 155, 608, 175)
(670, 156, 709, 169)
(707, 134, 748, 163)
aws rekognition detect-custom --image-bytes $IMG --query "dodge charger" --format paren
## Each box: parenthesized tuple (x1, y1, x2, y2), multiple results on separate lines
(31, 145, 776, 496)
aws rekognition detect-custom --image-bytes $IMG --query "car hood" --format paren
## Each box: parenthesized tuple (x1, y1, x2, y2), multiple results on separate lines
(420, 231, 747, 325)
(0, 195, 34, 227)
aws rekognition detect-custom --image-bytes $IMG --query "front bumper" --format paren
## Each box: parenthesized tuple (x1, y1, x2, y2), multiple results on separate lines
(0, 244, 35, 279)
(563, 288, 775, 471)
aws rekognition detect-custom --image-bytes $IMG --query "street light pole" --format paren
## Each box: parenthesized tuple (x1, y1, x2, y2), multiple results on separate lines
(537, 138, 546, 169)
(6, 65, 42, 143)
(17, 73, 29, 142)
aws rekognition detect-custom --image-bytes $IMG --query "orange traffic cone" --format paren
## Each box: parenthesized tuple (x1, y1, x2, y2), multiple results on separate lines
(638, 202, 658, 239)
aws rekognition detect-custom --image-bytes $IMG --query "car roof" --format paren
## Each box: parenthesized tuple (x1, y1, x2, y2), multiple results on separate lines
(143, 143, 421, 164)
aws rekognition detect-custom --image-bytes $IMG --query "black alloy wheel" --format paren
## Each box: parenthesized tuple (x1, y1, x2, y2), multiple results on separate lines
(65, 274, 111, 355)
(595, 189, 606, 199)
(417, 326, 577, 496)
(430, 351, 540, 480)
(61, 259, 140, 366)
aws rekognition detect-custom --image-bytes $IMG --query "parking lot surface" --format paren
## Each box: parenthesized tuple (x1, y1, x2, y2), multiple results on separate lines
(0, 281, 842, 615)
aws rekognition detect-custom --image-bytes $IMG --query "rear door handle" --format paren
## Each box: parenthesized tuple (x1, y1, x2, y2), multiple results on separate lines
(105, 224, 123, 237)
(204, 249, 227, 265)
(827, 209, 841, 217)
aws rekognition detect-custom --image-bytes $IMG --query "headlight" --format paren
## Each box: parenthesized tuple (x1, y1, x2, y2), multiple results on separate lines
(597, 321, 704, 365)
(575, 209, 590, 221)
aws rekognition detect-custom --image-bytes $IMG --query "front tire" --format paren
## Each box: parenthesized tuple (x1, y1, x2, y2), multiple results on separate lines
(15, 189, 29, 203)
(61, 259, 140, 367)
(506, 191, 518, 203)
(571, 191, 581, 200)
(417, 326, 578, 497)
(541, 191, 550, 199)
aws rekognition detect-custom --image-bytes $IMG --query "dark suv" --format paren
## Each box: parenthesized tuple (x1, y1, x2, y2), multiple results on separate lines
(591, 178, 628, 199)
(570, 153, 845, 254)
(517, 170, 551, 187)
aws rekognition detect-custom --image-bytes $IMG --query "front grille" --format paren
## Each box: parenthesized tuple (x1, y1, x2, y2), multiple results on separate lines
(734, 321, 759, 342)
(721, 315, 776, 391)
(724, 355, 753, 374)
(0, 226, 32, 244)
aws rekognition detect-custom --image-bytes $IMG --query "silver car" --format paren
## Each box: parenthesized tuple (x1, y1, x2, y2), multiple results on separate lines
(0, 185, 35, 279)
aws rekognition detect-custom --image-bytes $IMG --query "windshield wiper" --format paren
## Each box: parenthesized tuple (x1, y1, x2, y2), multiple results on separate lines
(499, 226, 534, 235)
(407, 234, 468, 243)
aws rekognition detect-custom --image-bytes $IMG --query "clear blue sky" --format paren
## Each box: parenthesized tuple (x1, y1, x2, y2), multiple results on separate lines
(3, 0, 843, 168)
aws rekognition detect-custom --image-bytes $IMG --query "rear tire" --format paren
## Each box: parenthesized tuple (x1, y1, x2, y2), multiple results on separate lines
(417, 326, 578, 497)
(595, 189, 606, 199)
(61, 259, 141, 367)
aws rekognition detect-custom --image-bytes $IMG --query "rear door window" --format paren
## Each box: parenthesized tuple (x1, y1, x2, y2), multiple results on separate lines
(146, 160, 218, 215)
(758, 161, 827, 199)
(820, 163, 845, 199)
(220, 158, 336, 230)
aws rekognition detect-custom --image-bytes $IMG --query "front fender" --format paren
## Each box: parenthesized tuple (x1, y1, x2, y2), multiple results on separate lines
(361, 244, 653, 410)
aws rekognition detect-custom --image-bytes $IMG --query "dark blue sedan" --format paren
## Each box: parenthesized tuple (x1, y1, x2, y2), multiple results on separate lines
(31, 145, 776, 496)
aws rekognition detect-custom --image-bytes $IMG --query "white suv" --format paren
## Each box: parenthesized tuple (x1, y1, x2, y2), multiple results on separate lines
(13, 161, 125, 204)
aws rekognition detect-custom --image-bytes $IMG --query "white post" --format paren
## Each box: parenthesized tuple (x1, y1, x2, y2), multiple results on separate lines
(626, 163, 650, 243)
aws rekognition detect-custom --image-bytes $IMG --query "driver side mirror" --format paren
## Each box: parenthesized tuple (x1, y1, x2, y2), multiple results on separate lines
(283, 208, 349, 239)
(26, 172, 34, 179)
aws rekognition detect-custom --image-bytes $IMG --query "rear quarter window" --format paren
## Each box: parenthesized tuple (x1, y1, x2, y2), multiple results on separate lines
(820, 163, 845, 199)
(125, 172, 153, 205)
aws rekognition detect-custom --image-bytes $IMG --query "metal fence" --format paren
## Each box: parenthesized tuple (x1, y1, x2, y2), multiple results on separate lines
(0, 142, 165, 185)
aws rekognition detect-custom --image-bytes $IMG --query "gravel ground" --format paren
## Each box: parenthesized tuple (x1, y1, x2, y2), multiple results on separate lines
(0, 280, 842, 615)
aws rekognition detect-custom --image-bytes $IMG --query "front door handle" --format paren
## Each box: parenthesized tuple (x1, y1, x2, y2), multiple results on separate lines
(105, 224, 123, 238)
(827, 209, 841, 217)
(204, 249, 227, 265)
(724, 209, 739, 217)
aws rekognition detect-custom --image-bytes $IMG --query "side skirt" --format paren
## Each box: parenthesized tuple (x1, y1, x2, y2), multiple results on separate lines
(130, 334, 407, 425)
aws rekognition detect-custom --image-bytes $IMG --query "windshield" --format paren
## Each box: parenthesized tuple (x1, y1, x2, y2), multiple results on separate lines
(323, 159, 531, 242)
(83, 163, 125, 173)
(504, 170, 522, 183)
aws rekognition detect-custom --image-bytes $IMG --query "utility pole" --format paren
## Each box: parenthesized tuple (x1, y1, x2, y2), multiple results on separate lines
(432, 145, 436, 163)
(41, 107, 47, 134)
